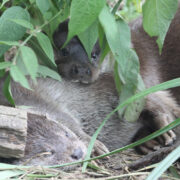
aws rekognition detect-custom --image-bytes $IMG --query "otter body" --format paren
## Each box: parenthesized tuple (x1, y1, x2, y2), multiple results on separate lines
(0, 74, 141, 151)
(159, 5, 180, 102)
(129, 3, 180, 148)
(52, 8, 180, 152)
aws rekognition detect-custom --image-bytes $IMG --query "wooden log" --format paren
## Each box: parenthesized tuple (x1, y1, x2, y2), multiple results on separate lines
(0, 105, 27, 158)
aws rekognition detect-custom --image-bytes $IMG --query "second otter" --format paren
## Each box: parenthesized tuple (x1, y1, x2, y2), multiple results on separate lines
(53, 8, 180, 153)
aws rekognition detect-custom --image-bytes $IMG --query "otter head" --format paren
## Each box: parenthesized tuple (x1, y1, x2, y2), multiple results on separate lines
(20, 114, 87, 170)
(53, 20, 101, 84)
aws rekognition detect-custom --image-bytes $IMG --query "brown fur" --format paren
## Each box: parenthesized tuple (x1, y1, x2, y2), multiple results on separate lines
(130, 3, 180, 148)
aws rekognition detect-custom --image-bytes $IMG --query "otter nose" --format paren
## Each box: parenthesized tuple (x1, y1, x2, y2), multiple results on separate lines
(71, 65, 91, 77)
(71, 147, 83, 160)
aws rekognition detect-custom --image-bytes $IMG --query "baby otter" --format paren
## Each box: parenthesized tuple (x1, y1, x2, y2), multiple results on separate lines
(53, 20, 101, 84)
(21, 113, 87, 168)
(0, 112, 87, 169)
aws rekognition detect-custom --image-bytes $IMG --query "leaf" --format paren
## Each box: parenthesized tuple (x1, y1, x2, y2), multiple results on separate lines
(98, 24, 110, 62)
(36, 0, 51, 14)
(146, 145, 180, 180)
(9, 19, 34, 30)
(36, 32, 55, 66)
(20, 46, 38, 81)
(3, 75, 15, 106)
(143, 0, 178, 51)
(0, 0, 9, 9)
(38, 65, 61, 81)
(0, 62, 12, 70)
(123, 75, 146, 122)
(99, 7, 142, 120)
(0, 57, 5, 77)
(0, 163, 17, 169)
(67, 0, 106, 43)
(169, 166, 180, 179)
(0, 40, 19, 46)
(0, 6, 30, 57)
(78, 20, 99, 59)
(10, 65, 30, 90)
(0, 170, 23, 179)
(99, 7, 134, 84)
(28, 37, 57, 70)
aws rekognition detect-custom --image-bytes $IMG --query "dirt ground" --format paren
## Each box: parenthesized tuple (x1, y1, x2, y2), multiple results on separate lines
(19, 149, 179, 180)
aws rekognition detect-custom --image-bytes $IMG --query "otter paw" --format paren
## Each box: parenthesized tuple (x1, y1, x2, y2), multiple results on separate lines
(93, 140, 109, 156)
(136, 139, 161, 155)
(157, 130, 176, 146)
(154, 113, 177, 146)
(82, 135, 109, 157)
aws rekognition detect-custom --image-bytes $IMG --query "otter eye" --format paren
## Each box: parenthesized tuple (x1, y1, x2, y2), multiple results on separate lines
(86, 69, 91, 75)
(51, 150, 55, 155)
(61, 48, 69, 56)
(65, 131, 70, 137)
(91, 52, 97, 60)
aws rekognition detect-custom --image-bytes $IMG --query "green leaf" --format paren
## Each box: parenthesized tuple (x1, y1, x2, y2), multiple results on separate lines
(143, 0, 178, 51)
(20, 46, 38, 81)
(0, 6, 30, 57)
(78, 20, 99, 59)
(0, 0, 9, 9)
(0, 40, 20, 46)
(9, 19, 34, 30)
(99, 7, 142, 120)
(169, 166, 180, 179)
(3, 75, 15, 106)
(0, 170, 24, 179)
(36, 32, 55, 66)
(36, 0, 51, 14)
(10, 65, 30, 90)
(28, 37, 57, 70)
(98, 24, 110, 62)
(99, 7, 135, 84)
(0, 62, 12, 70)
(147, 145, 180, 180)
(38, 65, 61, 81)
(67, 0, 106, 43)
(16, 52, 28, 76)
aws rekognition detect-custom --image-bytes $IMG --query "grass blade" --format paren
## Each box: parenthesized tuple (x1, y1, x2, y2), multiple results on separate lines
(146, 145, 180, 180)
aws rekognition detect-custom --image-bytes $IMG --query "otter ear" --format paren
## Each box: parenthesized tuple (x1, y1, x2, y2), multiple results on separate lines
(58, 19, 69, 33)
(53, 19, 69, 48)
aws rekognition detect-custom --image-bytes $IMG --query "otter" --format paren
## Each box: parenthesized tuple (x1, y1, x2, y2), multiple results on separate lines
(129, 3, 180, 152)
(53, 20, 101, 84)
(0, 112, 87, 169)
(52, 11, 180, 153)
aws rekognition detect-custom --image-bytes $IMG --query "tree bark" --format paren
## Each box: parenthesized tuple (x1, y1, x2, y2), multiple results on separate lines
(0, 105, 27, 158)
